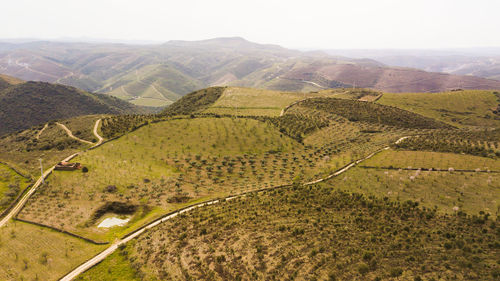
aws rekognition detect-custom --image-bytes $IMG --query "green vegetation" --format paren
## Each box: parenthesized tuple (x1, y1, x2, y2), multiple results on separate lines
(98, 186, 499, 280)
(322, 88, 381, 101)
(100, 114, 156, 139)
(326, 149, 500, 215)
(19, 117, 337, 241)
(202, 87, 342, 116)
(0, 163, 30, 213)
(0, 81, 144, 136)
(378, 90, 500, 128)
(0, 221, 104, 281)
(76, 249, 140, 281)
(299, 97, 453, 129)
(2, 84, 500, 280)
(393, 129, 500, 158)
(104, 64, 203, 107)
(0, 74, 23, 91)
(161, 87, 226, 116)
(363, 150, 500, 171)
(0, 122, 89, 175)
(61, 115, 107, 142)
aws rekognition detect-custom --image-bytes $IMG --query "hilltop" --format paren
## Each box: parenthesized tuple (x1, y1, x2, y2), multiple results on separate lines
(0, 80, 145, 135)
(0, 73, 23, 91)
(1, 38, 500, 107)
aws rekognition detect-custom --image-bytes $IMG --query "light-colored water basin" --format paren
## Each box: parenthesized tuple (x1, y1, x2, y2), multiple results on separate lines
(97, 217, 130, 228)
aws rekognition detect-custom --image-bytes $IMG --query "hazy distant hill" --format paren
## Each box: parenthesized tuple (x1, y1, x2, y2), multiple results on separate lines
(325, 48, 500, 81)
(1, 38, 500, 107)
(0, 80, 144, 135)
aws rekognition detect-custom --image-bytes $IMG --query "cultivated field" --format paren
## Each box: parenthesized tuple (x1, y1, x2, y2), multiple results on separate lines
(4, 86, 500, 280)
(363, 150, 500, 171)
(0, 163, 31, 213)
(0, 221, 104, 281)
(19, 117, 339, 241)
(378, 90, 500, 128)
(81, 186, 499, 280)
(203, 87, 343, 116)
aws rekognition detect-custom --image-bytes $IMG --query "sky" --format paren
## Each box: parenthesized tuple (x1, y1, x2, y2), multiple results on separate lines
(1, 0, 499, 49)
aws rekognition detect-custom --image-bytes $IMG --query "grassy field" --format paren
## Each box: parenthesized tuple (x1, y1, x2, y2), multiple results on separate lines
(378, 90, 500, 128)
(363, 150, 500, 171)
(75, 250, 140, 281)
(0, 163, 31, 213)
(329, 166, 498, 215)
(324, 149, 500, 215)
(202, 87, 342, 116)
(0, 221, 104, 281)
(19, 117, 339, 241)
(83, 186, 499, 280)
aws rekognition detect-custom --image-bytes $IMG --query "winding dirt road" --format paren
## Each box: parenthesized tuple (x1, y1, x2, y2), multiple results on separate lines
(59, 136, 408, 281)
(0, 119, 103, 228)
(36, 123, 48, 140)
(56, 122, 94, 145)
(92, 119, 104, 145)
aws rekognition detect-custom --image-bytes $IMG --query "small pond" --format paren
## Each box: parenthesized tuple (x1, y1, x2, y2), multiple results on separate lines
(97, 216, 130, 228)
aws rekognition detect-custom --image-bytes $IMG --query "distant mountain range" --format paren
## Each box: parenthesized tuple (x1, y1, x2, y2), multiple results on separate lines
(326, 48, 500, 81)
(0, 75, 145, 135)
(1, 38, 500, 107)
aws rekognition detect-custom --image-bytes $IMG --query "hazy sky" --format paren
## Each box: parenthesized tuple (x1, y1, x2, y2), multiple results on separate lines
(2, 0, 499, 49)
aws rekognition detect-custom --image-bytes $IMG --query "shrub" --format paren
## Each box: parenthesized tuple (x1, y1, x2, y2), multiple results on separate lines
(389, 268, 403, 277)
(358, 263, 370, 275)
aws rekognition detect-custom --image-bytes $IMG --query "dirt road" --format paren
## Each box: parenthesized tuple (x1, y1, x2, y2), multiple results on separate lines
(56, 122, 94, 145)
(0, 119, 103, 228)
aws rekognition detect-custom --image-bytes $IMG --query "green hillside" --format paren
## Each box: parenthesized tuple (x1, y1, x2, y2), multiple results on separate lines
(102, 64, 203, 107)
(83, 185, 499, 281)
(0, 81, 144, 135)
(378, 90, 500, 128)
(0, 85, 498, 281)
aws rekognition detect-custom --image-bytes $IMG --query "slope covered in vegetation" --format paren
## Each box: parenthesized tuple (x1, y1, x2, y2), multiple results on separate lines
(298, 97, 454, 129)
(87, 186, 499, 281)
(0, 81, 144, 135)
(161, 87, 226, 116)
(378, 90, 500, 128)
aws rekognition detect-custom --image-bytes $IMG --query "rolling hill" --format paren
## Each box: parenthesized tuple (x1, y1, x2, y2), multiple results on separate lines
(0, 80, 145, 135)
(0, 86, 498, 280)
(1, 38, 500, 107)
